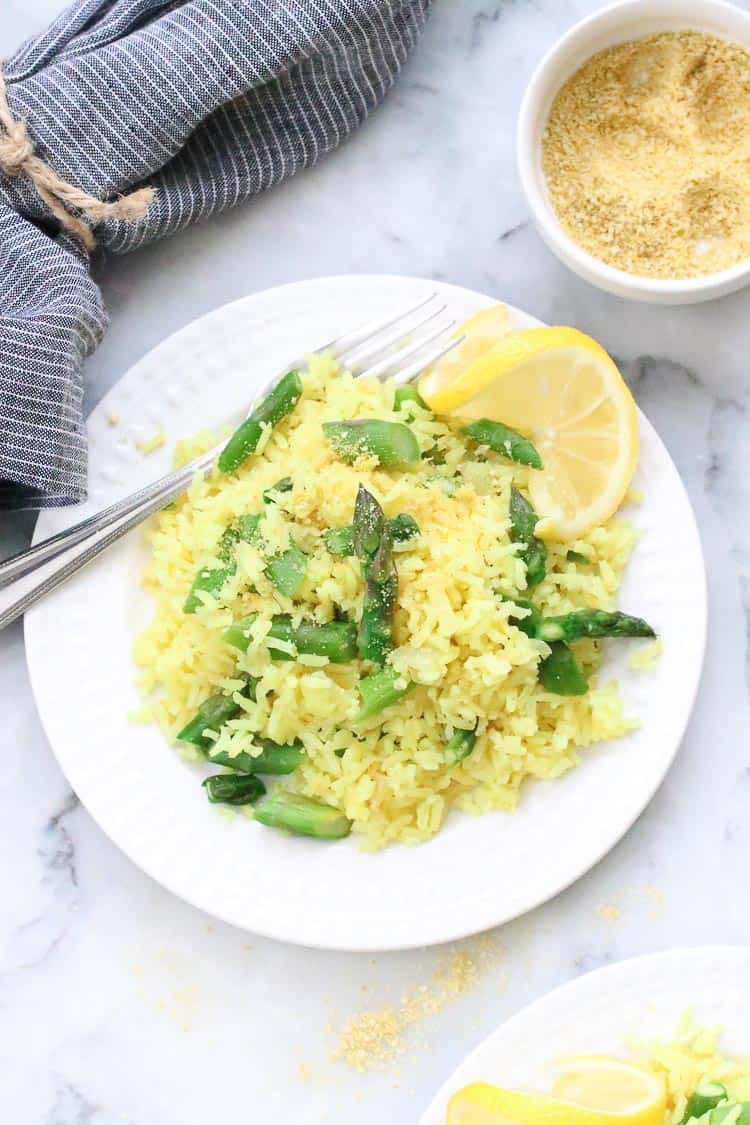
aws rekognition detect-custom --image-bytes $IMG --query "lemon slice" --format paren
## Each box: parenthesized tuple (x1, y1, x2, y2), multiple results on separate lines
(447, 1061, 666, 1125)
(552, 1057, 668, 1121)
(418, 304, 510, 403)
(419, 326, 639, 542)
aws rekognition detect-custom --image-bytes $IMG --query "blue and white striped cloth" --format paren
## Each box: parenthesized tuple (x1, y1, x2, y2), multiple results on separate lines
(0, 0, 431, 510)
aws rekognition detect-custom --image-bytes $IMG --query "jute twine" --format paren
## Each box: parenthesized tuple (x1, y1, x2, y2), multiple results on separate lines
(0, 68, 154, 250)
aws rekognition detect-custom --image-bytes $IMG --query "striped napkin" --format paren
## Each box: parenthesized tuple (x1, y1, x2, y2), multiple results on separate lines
(0, 0, 431, 511)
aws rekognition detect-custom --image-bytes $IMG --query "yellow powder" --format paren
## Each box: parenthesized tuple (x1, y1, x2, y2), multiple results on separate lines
(596, 902, 623, 926)
(542, 31, 750, 278)
(136, 430, 167, 454)
(334, 940, 502, 1072)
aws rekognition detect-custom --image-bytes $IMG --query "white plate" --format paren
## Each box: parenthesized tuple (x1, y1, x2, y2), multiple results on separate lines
(419, 946, 750, 1124)
(24, 275, 706, 951)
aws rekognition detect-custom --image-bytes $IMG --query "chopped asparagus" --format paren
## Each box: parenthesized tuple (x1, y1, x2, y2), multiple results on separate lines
(183, 564, 234, 614)
(176, 679, 257, 747)
(509, 488, 547, 587)
(224, 614, 357, 663)
(183, 513, 261, 613)
(207, 740, 303, 775)
(217, 513, 262, 562)
(445, 725, 478, 765)
(461, 419, 542, 469)
(539, 642, 588, 696)
(202, 773, 266, 805)
(681, 1083, 729, 1124)
(394, 383, 428, 414)
(355, 667, 413, 721)
(353, 485, 397, 664)
(323, 513, 419, 557)
(323, 420, 420, 467)
(263, 477, 293, 504)
(218, 369, 302, 474)
(501, 594, 541, 638)
(536, 610, 656, 644)
(254, 793, 352, 839)
(266, 542, 307, 597)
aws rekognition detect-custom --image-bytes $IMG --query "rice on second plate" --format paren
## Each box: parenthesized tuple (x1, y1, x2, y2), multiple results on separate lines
(133, 353, 639, 848)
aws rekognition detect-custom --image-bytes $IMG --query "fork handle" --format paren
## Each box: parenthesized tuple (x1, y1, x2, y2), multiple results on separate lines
(0, 448, 216, 631)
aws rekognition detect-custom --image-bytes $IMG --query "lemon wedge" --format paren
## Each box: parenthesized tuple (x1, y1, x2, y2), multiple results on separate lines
(551, 1057, 667, 1118)
(446, 1060, 666, 1125)
(418, 304, 510, 403)
(420, 325, 639, 542)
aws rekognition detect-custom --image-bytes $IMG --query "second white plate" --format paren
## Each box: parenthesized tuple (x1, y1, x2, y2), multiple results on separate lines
(419, 947, 750, 1124)
(24, 275, 706, 951)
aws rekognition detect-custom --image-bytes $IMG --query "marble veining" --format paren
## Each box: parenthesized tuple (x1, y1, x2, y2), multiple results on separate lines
(3, 0, 750, 1122)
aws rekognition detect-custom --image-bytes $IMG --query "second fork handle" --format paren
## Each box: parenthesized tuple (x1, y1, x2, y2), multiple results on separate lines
(0, 448, 216, 632)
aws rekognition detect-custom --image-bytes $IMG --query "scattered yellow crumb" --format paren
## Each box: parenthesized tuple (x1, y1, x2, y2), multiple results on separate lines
(136, 430, 167, 455)
(107, 412, 120, 427)
(333, 938, 503, 1072)
(596, 902, 623, 926)
(644, 885, 665, 919)
(629, 638, 663, 671)
(297, 1062, 313, 1082)
(625, 486, 644, 505)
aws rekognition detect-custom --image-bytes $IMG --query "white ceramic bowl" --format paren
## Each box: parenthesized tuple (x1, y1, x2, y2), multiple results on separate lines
(517, 0, 750, 304)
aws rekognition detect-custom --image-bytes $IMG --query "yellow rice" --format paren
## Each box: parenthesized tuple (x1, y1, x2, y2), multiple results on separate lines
(639, 1014, 750, 1122)
(133, 353, 640, 848)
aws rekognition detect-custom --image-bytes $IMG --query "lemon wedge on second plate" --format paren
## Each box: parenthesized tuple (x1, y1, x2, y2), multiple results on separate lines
(447, 1059, 666, 1125)
(419, 323, 639, 542)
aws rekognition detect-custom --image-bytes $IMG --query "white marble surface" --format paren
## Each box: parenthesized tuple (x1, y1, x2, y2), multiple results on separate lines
(2, 1, 750, 1122)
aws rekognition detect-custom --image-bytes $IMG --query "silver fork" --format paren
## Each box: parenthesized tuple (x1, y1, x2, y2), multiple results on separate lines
(0, 293, 464, 631)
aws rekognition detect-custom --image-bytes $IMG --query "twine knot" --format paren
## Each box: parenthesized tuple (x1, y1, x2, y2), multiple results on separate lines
(0, 67, 154, 250)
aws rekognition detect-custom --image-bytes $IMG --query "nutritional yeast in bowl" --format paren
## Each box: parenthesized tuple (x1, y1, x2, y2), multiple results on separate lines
(541, 31, 750, 279)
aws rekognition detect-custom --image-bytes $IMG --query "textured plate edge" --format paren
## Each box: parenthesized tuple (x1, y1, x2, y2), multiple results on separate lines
(417, 945, 750, 1125)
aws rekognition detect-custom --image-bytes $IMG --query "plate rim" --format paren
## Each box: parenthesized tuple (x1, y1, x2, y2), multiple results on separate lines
(417, 945, 750, 1124)
(24, 273, 708, 951)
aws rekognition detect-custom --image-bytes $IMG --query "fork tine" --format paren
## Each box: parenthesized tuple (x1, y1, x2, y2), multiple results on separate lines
(341, 303, 449, 372)
(317, 292, 438, 360)
(360, 318, 457, 380)
(390, 333, 467, 385)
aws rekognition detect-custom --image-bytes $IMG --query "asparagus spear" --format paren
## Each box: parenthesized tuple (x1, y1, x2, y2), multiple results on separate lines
(323, 513, 420, 557)
(509, 488, 547, 587)
(355, 667, 413, 721)
(183, 513, 261, 613)
(323, 420, 420, 467)
(203, 773, 266, 805)
(461, 419, 542, 469)
(176, 678, 258, 747)
(539, 642, 588, 696)
(207, 740, 303, 775)
(535, 610, 656, 644)
(254, 793, 352, 839)
(266, 542, 307, 597)
(224, 614, 357, 663)
(218, 369, 303, 474)
(353, 485, 397, 664)
(445, 725, 478, 765)
(680, 1083, 728, 1125)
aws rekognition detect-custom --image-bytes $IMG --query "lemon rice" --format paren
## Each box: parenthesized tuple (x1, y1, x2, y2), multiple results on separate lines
(133, 353, 640, 849)
(640, 1014, 750, 1124)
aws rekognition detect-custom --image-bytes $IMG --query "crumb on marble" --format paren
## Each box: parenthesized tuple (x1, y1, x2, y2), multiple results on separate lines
(136, 430, 167, 454)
